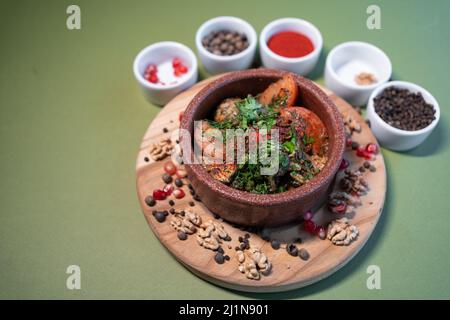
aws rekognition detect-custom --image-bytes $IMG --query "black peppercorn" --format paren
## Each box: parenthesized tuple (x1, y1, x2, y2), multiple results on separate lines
(299, 248, 310, 261)
(162, 173, 173, 184)
(153, 211, 166, 223)
(271, 240, 280, 250)
(214, 252, 225, 264)
(174, 178, 183, 187)
(177, 231, 188, 240)
(145, 196, 156, 207)
(286, 243, 298, 257)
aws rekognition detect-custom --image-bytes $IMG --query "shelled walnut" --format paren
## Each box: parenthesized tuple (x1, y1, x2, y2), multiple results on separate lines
(149, 137, 173, 161)
(236, 247, 271, 280)
(340, 169, 369, 196)
(170, 210, 202, 235)
(327, 218, 359, 246)
(196, 220, 230, 251)
(343, 115, 362, 137)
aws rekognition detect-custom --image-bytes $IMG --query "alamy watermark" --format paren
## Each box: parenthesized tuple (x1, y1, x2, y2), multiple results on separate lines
(366, 265, 381, 290)
(66, 5, 81, 30)
(366, 5, 381, 30)
(66, 265, 81, 290)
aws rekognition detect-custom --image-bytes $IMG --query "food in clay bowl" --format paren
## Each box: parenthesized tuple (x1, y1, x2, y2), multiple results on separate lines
(180, 69, 346, 227)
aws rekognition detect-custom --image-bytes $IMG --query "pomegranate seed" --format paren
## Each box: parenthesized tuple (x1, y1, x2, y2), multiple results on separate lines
(304, 220, 316, 233)
(303, 210, 313, 221)
(172, 58, 182, 68)
(174, 69, 182, 77)
(145, 64, 157, 74)
(176, 169, 187, 178)
(178, 64, 188, 74)
(163, 184, 174, 196)
(356, 146, 366, 157)
(164, 161, 177, 175)
(346, 137, 353, 147)
(363, 151, 373, 160)
(148, 74, 158, 83)
(173, 188, 185, 199)
(317, 226, 326, 240)
(339, 158, 349, 170)
(331, 203, 347, 214)
(179, 111, 184, 122)
(366, 143, 378, 154)
(152, 189, 167, 200)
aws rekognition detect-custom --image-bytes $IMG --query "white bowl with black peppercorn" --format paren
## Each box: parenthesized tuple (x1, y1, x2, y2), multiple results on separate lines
(366, 81, 440, 151)
(195, 16, 257, 74)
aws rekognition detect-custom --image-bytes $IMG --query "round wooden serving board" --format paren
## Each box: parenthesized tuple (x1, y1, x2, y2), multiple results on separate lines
(136, 75, 386, 293)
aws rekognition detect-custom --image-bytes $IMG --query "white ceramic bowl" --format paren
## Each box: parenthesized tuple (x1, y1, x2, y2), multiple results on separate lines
(325, 41, 392, 106)
(259, 18, 323, 76)
(133, 41, 198, 105)
(366, 81, 440, 151)
(195, 16, 257, 75)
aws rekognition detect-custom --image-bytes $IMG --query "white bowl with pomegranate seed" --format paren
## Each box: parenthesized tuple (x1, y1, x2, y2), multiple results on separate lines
(133, 41, 198, 105)
(195, 16, 257, 74)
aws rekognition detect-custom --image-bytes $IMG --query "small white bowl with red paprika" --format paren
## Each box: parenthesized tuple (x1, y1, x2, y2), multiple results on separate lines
(133, 41, 198, 105)
(259, 18, 323, 76)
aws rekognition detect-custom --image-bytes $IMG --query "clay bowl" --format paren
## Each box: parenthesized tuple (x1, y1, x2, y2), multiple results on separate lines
(180, 69, 345, 227)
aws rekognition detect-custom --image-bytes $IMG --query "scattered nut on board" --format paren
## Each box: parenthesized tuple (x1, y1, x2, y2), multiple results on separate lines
(340, 169, 369, 196)
(236, 247, 271, 280)
(196, 220, 230, 251)
(327, 218, 359, 246)
(149, 137, 173, 161)
(344, 115, 362, 137)
(170, 210, 202, 234)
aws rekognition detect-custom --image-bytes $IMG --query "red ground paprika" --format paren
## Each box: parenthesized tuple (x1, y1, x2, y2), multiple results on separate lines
(267, 31, 314, 58)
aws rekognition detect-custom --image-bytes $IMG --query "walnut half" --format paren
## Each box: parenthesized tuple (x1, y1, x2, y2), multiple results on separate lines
(327, 218, 359, 246)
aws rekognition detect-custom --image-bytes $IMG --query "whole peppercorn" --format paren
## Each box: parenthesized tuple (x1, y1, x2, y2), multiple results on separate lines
(174, 178, 184, 187)
(214, 252, 225, 264)
(145, 196, 156, 207)
(177, 231, 188, 241)
(271, 240, 281, 250)
(202, 29, 249, 56)
(153, 211, 166, 223)
(299, 248, 310, 261)
(162, 173, 173, 184)
(286, 243, 299, 257)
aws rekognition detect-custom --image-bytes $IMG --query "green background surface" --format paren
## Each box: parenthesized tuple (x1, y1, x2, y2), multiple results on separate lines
(1, 0, 449, 299)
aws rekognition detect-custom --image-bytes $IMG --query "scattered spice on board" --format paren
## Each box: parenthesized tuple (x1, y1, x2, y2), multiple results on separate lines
(374, 86, 436, 131)
(303, 219, 326, 239)
(327, 218, 359, 246)
(355, 72, 377, 86)
(202, 30, 249, 56)
(270, 239, 280, 250)
(153, 211, 167, 223)
(144, 195, 156, 207)
(299, 248, 310, 261)
(286, 243, 299, 257)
